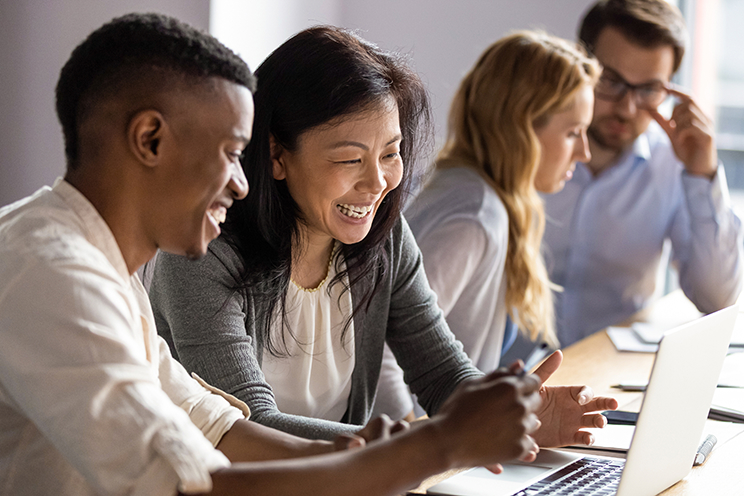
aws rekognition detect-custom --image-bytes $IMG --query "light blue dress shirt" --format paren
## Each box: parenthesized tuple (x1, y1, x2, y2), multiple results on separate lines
(542, 123, 744, 346)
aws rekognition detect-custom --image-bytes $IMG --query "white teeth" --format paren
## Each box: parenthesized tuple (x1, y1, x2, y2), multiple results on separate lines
(208, 208, 227, 224)
(337, 203, 373, 219)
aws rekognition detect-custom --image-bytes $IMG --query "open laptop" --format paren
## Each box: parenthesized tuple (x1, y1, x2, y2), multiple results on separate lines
(428, 305, 739, 496)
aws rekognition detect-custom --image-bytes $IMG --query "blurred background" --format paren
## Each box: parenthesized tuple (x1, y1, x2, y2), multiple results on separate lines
(0, 0, 741, 208)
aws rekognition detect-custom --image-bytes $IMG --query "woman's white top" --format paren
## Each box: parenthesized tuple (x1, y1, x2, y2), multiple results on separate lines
(373, 167, 509, 418)
(262, 252, 355, 421)
(407, 167, 509, 369)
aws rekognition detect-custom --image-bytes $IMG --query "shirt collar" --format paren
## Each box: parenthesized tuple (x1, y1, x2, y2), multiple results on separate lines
(630, 130, 652, 163)
(599, 129, 653, 175)
(576, 128, 654, 181)
(51, 178, 131, 282)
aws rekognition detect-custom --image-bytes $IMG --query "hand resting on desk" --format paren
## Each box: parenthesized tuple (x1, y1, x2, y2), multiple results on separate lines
(531, 350, 620, 447)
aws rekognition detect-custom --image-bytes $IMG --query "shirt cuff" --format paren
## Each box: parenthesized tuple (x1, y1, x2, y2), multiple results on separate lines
(184, 373, 250, 447)
(681, 164, 729, 222)
(150, 426, 232, 495)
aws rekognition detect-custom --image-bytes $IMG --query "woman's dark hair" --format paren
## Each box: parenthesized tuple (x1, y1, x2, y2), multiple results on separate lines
(223, 26, 432, 356)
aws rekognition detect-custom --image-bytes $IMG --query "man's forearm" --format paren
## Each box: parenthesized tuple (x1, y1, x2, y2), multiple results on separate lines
(207, 368, 544, 495)
(209, 422, 449, 496)
(216, 419, 336, 462)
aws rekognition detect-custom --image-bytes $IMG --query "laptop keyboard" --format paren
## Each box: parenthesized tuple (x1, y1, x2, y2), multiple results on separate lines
(510, 456, 625, 495)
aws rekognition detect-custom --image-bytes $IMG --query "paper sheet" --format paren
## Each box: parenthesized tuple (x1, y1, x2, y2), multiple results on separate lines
(632, 316, 744, 347)
(608, 326, 744, 354)
(566, 420, 744, 454)
(711, 388, 744, 417)
(606, 326, 658, 353)
(718, 351, 744, 388)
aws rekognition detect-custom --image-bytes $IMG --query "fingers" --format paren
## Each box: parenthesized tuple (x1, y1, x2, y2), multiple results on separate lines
(649, 109, 674, 136)
(434, 368, 548, 469)
(566, 386, 618, 413)
(484, 463, 504, 474)
(333, 433, 365, 451)
(527, 415, 542, 435)
(523, 384, 542, 413)
(581, 395, 619, 413)
(479, 366, 541, 397)
(580, 412, 608, 429)
(518, 435, 539, 462)
(356, 414, 405, 443)
(481, 360, 526, 383)
(670, 101, 713, 132)
(508, 360, 525, 374)
(480, 365, 518, 384)
(572, 430, 596, 446)
(390, 419, 410, 435)
(573, 385, 593, 406)
(533, 350, 562, 384)
(651, 87, 713, 136)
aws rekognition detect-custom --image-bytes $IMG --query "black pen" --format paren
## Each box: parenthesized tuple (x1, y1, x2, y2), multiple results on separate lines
(693, 434, 717, 466)
(610, 383, 647, 392)
(611, 383, 744, 391)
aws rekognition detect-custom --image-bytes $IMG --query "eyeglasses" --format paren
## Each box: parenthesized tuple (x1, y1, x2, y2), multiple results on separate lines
(595, 67, 669, 110)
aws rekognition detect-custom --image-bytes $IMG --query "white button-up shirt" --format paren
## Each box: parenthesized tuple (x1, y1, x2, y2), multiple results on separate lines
(543, 123, 744, 345)
(0, 179, 247, 495)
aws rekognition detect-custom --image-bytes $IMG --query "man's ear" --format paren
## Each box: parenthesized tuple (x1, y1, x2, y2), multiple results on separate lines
(270, 135, 287, 180)
(128, 110, 167, 167)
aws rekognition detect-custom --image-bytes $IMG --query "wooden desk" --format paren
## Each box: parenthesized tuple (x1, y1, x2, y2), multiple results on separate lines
(409, 293, 744, 495)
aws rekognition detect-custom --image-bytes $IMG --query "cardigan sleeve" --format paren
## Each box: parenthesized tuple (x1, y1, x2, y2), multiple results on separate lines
(383, 216, 483, 416)
(149, 239, 363, 441)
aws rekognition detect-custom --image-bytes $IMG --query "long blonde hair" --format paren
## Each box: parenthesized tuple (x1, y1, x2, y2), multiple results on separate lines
(437, 31, 600, 347)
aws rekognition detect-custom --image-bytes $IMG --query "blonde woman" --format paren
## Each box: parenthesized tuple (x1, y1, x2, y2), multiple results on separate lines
(376, 31, 601, 418)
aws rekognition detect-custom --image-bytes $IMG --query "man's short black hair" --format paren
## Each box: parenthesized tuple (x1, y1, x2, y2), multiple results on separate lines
(56, 12, 256, 169)
(579, 0, 687, 74)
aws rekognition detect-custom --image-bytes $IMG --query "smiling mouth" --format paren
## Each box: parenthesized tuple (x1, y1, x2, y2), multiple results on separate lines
(207, 206, 227, 225)
(337, 203, 373, 219)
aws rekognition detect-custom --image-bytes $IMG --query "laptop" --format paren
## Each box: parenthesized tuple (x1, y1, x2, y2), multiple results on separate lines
(428, 305, 739, 496)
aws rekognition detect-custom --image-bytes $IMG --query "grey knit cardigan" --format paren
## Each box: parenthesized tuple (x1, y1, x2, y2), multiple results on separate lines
(149, 215, 481, 440)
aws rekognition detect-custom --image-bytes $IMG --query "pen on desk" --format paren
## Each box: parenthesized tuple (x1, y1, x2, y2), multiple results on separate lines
(612, 383, 744, 391)
(611, 383, 647, 392)
(693, 434, 717, 466)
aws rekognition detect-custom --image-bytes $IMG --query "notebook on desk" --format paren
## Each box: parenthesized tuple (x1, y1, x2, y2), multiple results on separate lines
(427, 305, 739, 496)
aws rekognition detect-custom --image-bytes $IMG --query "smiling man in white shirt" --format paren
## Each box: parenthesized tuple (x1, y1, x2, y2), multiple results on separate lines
(0, 13, 555, 496)
(542, 0, 744, 345)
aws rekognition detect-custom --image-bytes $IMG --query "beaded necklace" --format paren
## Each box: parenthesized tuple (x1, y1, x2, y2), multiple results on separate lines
(290, 243, 337, 293)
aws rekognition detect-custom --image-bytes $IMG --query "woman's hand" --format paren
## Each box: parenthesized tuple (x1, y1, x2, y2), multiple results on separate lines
(529, 350, 619, 448)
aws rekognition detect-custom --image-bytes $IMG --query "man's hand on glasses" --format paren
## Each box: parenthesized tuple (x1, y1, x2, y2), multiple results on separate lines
(648, 86, 718, 179)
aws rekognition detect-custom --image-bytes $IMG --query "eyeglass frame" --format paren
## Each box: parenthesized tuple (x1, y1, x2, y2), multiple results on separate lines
(594, 66, 670, 110)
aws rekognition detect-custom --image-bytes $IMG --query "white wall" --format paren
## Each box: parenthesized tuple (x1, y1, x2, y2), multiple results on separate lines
(338, 0, 596, 140)
(212, 0, 596, 142)
(0, 0, 210, 206)
(0, 0, 594, 206)
(210, 0, 341, 72)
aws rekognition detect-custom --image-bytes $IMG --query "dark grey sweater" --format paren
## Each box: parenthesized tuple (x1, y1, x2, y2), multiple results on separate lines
(149, 216, 481, 440)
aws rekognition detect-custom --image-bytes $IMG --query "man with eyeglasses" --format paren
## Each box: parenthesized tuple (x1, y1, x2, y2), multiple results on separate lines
(541, 0, 744, 346)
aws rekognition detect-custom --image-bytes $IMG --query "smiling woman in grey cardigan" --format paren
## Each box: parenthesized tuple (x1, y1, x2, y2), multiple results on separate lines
(151, 215, 476, 440)
(149, 25, 616, 446)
